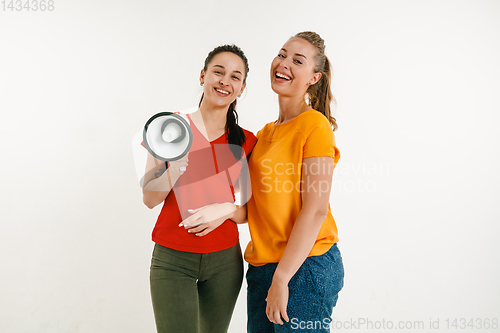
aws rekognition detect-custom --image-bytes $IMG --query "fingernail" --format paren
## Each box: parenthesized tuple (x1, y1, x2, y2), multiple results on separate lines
(178, 223, 183, 227)
(188, 209, 194, 212)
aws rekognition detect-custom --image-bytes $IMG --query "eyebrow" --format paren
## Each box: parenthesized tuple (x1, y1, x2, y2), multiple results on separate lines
(213, 64, 243, 75)
(281, 48, 307, 59)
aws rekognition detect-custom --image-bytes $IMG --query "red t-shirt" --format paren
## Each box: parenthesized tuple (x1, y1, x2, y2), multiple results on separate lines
(147, 114, 257, 253)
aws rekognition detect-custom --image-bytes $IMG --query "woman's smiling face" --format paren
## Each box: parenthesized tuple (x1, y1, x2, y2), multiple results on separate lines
(270, 37, 321, 98)
(200, 52, 247, 108)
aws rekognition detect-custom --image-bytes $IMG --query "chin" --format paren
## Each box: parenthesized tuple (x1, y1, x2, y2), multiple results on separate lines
(204, 95, 231, 107)
(211, 98, 234, 109)
(270, 82, 287, 96)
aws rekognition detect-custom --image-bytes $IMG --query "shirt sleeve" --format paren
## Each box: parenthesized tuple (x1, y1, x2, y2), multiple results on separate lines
(302, 117, 340, 165)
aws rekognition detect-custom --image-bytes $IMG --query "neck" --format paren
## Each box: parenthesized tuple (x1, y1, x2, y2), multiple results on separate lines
(196, 100, 228, 131)
(276, 94, 311, 124)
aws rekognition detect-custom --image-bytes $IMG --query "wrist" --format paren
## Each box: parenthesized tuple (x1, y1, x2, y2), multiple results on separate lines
(272, 269, 291, 286)
(166, 167, 181, 182)
(221, 202, 237, 217)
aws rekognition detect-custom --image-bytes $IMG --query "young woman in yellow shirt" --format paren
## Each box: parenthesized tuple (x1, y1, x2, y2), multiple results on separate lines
(244, 31, 344, 333)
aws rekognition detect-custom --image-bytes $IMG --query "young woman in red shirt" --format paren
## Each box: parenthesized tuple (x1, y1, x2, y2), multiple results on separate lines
(142, 44, 257, 333)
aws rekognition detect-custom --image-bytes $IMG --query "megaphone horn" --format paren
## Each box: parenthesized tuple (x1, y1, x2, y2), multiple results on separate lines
(143, 112, 193, 162)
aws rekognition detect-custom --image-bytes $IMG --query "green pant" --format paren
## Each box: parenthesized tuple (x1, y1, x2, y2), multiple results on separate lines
(150, 243, 244, 333)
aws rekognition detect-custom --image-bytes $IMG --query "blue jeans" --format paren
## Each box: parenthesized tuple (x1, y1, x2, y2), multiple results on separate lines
(246, 243, 344, 333)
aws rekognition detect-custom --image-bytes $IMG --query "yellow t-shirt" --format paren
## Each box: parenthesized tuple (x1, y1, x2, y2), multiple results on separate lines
(244, 110, 340, 266)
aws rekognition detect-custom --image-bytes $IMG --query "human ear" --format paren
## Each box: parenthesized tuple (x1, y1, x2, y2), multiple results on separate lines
(200, 69, 205, 86)
(310, 72, 321, 85)
(238, 82, 246, 97)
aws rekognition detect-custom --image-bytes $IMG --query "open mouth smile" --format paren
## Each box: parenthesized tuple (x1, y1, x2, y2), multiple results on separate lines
(275, 71, 292, 81)
(214, 88, 230, 95)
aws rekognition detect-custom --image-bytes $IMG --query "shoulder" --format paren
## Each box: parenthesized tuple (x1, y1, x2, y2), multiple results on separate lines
(255, 121, 275, 139)
(299, 110, 332, 131)
(293, 110, 334, 143)
(241, 127, 257, 141)
(176, 111, 190, 122)
(240, 127, 258, 155)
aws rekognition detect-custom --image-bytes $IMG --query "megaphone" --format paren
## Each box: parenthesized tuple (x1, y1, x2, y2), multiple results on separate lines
(143, 112, 193, 161)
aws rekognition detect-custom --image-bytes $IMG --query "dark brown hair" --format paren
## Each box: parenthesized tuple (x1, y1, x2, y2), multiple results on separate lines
(294, 31, 338, 131)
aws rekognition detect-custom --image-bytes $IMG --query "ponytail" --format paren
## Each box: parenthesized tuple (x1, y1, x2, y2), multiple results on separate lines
(225, 100, 246, 158)
(294, 31, 338, 131)
(306, 55, 338, 131)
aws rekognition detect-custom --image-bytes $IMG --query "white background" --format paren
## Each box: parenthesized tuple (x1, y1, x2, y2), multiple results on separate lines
(1, 0, 499, 332)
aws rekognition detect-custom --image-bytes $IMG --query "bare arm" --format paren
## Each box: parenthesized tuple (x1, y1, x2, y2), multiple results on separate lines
(230, 204, 248, 224)
(180, 202, 247, 236)
(141, 152, 188, 209)
(266, 156, 335, 325)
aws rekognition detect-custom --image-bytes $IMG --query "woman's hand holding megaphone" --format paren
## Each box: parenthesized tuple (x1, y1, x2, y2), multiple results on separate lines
(167, 152, 189, 179)
(142, 151, 189, 209)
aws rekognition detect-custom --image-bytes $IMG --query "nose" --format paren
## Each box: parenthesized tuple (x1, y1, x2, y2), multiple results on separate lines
(279, 60, 289, 70)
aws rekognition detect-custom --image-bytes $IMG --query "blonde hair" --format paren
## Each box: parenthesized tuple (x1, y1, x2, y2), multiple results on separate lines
(294, 31, 338, 131)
